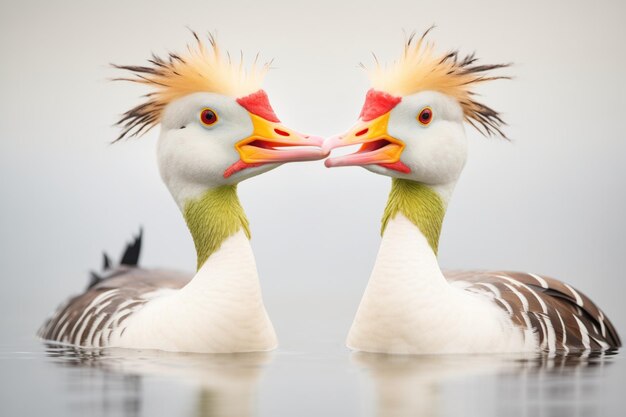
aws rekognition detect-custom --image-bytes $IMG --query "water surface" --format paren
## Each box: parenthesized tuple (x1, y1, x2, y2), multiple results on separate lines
(1, 337, 623, 417)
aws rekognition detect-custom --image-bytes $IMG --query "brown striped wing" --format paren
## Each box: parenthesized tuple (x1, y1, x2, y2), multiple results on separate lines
(445, 270, 621, 353)
(39, 267, 191, 347)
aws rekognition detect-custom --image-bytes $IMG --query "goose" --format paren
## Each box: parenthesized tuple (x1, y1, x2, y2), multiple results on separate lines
(39, 33, 327, 353)
(323, 29, 621, 355)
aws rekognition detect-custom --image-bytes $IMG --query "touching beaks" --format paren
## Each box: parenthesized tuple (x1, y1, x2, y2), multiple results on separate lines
(226, 114, 327, 178)
(323, 113, 408, 172)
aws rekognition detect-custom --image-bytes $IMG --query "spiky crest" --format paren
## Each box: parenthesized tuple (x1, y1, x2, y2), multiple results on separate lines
(112, 32, 270, 141)
(368, 27, 511, 137)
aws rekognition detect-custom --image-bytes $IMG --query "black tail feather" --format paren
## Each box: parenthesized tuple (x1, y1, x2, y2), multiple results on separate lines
(120, 227, 143, 267)
(86, 228, 143, 290)
(88, 271, 102, 289)
(102, 253, 112, 270)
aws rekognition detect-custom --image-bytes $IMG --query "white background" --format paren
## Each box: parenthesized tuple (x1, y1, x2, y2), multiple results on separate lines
(1, 0, 625, 350)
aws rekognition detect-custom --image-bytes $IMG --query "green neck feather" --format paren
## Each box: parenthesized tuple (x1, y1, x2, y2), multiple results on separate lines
(381, 178, 446, 255)
(183, 185, 251, 270)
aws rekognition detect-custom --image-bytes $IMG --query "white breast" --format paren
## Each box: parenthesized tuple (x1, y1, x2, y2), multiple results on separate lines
(112, 230, 278, 353)
(347, 214, 535, 354)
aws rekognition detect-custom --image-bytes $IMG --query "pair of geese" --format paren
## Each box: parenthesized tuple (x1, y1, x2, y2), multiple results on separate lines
(39, 30, 621, 355)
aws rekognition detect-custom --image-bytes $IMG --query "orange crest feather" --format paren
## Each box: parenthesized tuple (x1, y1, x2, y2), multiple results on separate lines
(113, 32, 270, 141)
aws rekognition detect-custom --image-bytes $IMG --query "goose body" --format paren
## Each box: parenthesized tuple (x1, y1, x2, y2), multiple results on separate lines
(39, 34, 326, 353)
(346, 212, 620, 354)
(325, 30, 621, 354)
(40, 230, 276, 352)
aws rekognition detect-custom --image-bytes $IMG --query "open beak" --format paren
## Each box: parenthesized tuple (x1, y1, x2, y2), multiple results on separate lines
(323, 112, 408, 172)
(225, 114, 327, 178)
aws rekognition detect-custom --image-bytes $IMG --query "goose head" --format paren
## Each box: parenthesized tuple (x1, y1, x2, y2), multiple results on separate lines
(324, 89, 469, 186)
(156, 89, 325, 205)
(324, 29, 509, 191)
(114, 34, 326, 206)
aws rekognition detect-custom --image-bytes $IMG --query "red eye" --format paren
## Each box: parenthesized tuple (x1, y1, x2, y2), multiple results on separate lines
(200, 108, 218, 126)
(417, 107, 433, 125)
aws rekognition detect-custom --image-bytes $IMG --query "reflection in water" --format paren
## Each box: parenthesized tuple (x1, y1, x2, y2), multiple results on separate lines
(45, 343, 271, 417)
(352, 351, 618, 417)
(41, 343, 620, 417)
